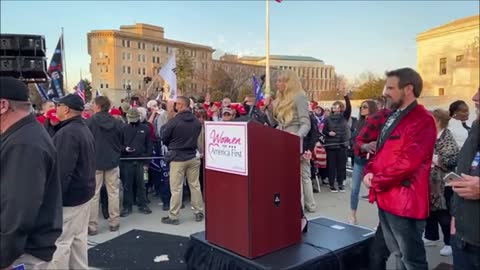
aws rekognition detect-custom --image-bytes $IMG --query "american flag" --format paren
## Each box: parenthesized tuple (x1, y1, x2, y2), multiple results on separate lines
(275, 0, 282, 3)
(76, 80, 86, 102)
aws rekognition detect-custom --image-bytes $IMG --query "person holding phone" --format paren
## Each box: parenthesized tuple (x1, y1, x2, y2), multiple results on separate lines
(450, 89, 480, 270)
(423, 109, 459, 256)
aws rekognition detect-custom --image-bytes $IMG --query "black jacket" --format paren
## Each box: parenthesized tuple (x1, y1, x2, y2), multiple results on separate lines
(53, 116, 96, 207)
(324, 113, 350, 149)
(121, 121, 153, 164)
(87, 111, 124, 170)
(161, 110, 202, 162)
(303, 113, 321, 152)
(452, 120, 480, 246)
(44, 119, 59, 137)
(0, 115, 62, 268)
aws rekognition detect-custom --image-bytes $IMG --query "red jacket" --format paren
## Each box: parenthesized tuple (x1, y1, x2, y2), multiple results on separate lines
(365, 103, 436, 219)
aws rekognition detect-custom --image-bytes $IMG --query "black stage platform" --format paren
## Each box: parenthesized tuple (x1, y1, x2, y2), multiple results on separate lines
(185, 217, 375, 270)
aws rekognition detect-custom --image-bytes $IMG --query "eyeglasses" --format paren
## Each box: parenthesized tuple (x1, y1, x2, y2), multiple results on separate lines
(361, 105, 369, 109)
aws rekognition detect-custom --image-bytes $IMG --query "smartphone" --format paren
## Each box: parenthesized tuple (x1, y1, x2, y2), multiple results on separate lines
(443, 172, 463, 186)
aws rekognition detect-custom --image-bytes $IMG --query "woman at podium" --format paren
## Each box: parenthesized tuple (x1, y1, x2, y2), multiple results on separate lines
(268, 69, 314, 232)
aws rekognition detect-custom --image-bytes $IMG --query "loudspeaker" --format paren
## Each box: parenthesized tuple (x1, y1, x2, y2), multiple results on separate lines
(0, 57, 20, 77)
(0, 56, 47, 79)
(0, 34, 46, 57)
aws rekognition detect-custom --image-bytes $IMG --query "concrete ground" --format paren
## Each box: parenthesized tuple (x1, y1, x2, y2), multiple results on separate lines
(88, 177, 452, 269)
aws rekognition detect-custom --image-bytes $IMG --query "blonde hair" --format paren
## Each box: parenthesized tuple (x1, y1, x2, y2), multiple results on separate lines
(432, 109, 451, 129)
(273, 70, 305, 125)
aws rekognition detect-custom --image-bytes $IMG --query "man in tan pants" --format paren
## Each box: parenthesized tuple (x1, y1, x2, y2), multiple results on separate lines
(87, 96, 123, 234)
(49, 94, 96, 269)
(160, 96, 204, 225)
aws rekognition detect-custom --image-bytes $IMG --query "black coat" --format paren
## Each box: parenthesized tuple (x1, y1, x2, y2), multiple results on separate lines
(87, 112, 124, 170)
(53, 116, 96, 207)
(161, 110, 202, 162)
(121, 121, 153, 164)
(0, 115, 62, 268)
(324, 113, 350, 149)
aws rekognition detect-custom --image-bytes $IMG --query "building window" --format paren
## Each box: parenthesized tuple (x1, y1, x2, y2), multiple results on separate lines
(142, 68, 146, 75)
(142, 55, 146, 63)
(138, 42, 141, 49)
(105, 66, 108, 73)
(456, 55, 464, 62)
(139, 84, 142, 90)
(127, 40, 130, 48)
(127, 53, 131, 61)
(100, 83, 103, 89)
(157, 57, 160, 63)
(122, 66, 126, 74)
(166, 46, 169, 53)
(138, 68, 141, 75)
(142, 43, 145, 50)
(122, 52, 126, 60)
(127, 66, 131, 74)
(438, 88, 445, 96)
(152, 56, 156, 63)
(106, 83, 109, 89)
(137, 54, 141, 62)
(122, 40, 125, 47)
(439, 58, 447, 75)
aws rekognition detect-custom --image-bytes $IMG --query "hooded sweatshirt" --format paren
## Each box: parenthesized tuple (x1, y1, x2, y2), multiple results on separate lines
(87, 111, 124, 170)
(161, 110, 202, 162)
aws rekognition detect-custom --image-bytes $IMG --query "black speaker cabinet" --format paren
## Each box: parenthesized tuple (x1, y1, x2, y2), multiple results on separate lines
(0, 34, 46, 57)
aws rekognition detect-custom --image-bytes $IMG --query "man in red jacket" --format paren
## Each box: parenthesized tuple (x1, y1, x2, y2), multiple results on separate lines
(363, 68, 436, 270)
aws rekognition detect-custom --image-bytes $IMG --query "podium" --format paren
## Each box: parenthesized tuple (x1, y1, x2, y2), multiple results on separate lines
(204, 121, 301, 259)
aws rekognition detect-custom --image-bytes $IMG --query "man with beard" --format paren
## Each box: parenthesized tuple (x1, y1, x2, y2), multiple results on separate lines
(363, 68, 436, 270)
(450, 89, 480, 269)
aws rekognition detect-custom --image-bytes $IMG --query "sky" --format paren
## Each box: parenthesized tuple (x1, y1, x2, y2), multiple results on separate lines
(1, 1, 478, 89)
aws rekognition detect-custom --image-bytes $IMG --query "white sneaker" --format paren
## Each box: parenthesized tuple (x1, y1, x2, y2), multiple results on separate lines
(423, 238, 439, 246)
(440, 245, 452, 256)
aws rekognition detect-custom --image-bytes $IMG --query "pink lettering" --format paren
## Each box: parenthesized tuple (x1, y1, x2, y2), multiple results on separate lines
(210, 129, 241, 145)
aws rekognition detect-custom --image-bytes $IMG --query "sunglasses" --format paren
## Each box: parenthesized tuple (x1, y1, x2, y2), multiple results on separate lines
(361, 105, 369, 109)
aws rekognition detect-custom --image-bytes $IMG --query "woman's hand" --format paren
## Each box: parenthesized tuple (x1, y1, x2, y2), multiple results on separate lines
(329, 131, 336, 136)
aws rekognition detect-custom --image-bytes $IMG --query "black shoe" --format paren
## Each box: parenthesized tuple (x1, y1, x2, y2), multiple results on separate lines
(101, 205, 109, 219)
(330, 187, 338, 193)
(338, 186, 346, 193)
(161, 216, 180, 225)
(361, 195, 369, 200)
(146, 197, 151, 204)
(322, 180, 330, 187)
(313, 188, 320, 193)
(138, 206, 152, 214)
(162, 204, 170, 211)
(120, 208, 132, 217)
(195, 213, 204, 222)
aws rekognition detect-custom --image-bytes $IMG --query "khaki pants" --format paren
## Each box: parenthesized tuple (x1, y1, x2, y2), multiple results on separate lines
(12, 254, 50, 270)
(89, 167, 120, 231)
(301, 158, 316, 212)
(50, 201, 91, 270)
(169, 157, 204, 219)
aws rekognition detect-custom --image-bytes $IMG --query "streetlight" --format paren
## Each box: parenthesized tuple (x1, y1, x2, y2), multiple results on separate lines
(126, 85, 132, 99)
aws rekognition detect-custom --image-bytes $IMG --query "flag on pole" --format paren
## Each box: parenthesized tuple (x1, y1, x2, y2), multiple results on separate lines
(253, 75, 264, 102)
(48, 35, 65, 98)
(96, 88, 101, 97)
(35, 83, 48, 101)
(76, 80, 86, 102)
(159, 52, 177, 100)
(275, 0, 282, 3)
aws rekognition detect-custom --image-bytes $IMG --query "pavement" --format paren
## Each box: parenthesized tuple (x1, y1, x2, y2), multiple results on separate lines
(88, 177, 453, 269)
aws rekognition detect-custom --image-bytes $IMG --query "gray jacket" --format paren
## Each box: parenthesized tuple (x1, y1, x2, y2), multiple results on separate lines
(269, 94, 311, 138)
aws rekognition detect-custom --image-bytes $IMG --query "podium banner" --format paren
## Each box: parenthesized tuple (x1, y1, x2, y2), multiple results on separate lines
(205, 121, 248, 176)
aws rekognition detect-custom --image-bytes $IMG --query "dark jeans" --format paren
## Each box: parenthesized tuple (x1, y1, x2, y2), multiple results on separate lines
(326, 147, 347, 187)
(378, 209, 428, 270)
(123, 161, 147, 209)
(369, 223, 390, 270)
(199, 158, 204, 195)
(424, 209, 451, 245)
(149, 168, 171, 206)
(452, 234, 480, 270)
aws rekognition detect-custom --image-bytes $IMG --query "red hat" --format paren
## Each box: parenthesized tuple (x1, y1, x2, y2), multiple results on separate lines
(110, 108, 122, 116)
(203, 103, 210, 110)
(257, 100, 265, 107)
(236, 104, 247, 115)
(310, 101, 319, 111)
(214, 101, 222, 108)
(46, 108, 60, 123)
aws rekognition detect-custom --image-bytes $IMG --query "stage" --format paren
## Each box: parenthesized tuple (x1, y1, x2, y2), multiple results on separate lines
(185, 217, 375, 270)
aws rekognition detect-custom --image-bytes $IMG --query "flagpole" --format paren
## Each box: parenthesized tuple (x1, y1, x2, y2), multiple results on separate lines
(61, 27, 68, 91)
(265, 0, 271, 95)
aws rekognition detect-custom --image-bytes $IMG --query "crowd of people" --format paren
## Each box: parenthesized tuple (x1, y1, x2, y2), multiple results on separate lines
(1, 67, 479, 270)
